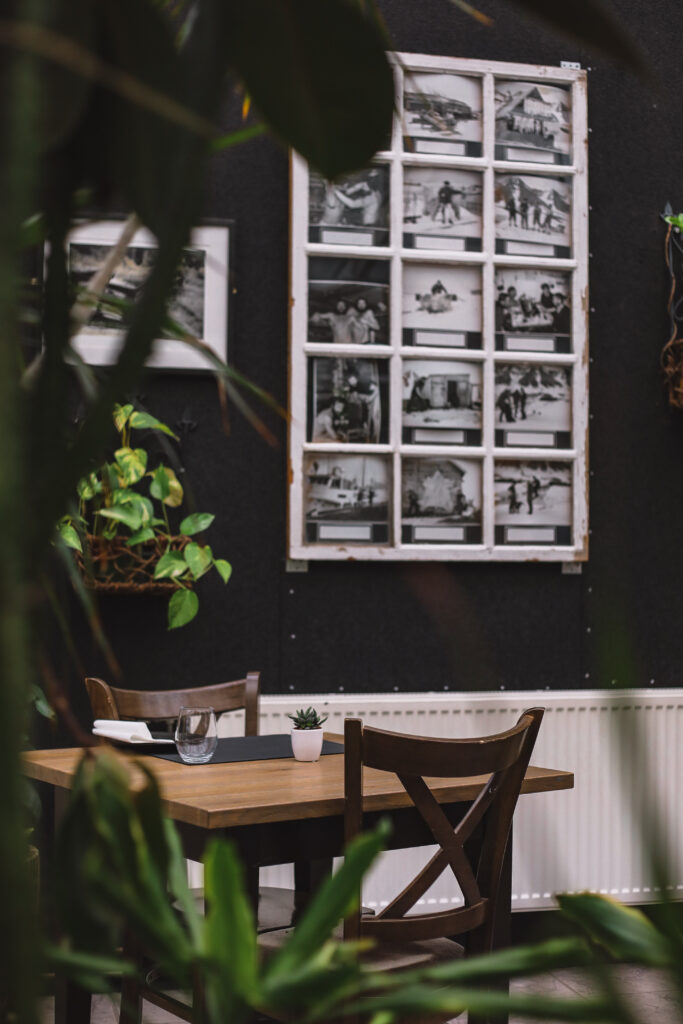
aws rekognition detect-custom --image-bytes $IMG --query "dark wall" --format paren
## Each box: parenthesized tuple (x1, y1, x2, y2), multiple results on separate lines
(67, 0, 683, 719)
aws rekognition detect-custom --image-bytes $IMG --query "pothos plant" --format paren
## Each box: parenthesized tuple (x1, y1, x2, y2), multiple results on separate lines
(57, 403, 232, 629)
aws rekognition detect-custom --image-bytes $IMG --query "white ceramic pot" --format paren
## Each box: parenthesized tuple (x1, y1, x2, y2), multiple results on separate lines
(291, 727, 324, 762)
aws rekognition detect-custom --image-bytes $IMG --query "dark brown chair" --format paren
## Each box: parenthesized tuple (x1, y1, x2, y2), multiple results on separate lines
(83, 673, 302, 1024)
(85, 673, 260, 736)
(342, 707, 545, 1022)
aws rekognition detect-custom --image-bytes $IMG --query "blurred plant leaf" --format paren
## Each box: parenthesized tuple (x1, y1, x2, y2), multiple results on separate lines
(113, 403, 135, 432)
(126, 526, 155, 546)
(97, 504, 143, 531)
(129, 410, 178, 437)
(184, 542, 213, 579)
(114, 446, 147, 485)
(55, 518, 82, 552)
(557, 893, 674, 967)
(504, 0, 646, 75)
(168, 587, 198, 628)
(221, 0, 395, 179)
(213, 558, 232, 584)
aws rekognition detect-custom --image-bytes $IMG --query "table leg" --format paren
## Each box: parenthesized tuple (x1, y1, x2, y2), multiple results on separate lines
(53, 788, 92, 1024)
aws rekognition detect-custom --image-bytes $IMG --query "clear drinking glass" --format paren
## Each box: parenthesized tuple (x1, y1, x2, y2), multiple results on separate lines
(175, 707, 218, 764)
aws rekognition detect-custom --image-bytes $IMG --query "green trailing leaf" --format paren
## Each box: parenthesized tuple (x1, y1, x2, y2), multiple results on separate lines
(153, 550, 189, 580)
(557, 893, 674, 966)
(97, 505, 143, 532)
(149, 465, 171, 501)
(126, 526, 155, 546)
(161, 466, 184, 507)
(214, 558, 232, 584)
(56, 519, 82, 552)
(29, 683, 55, 720)
(129, 410, 178, 438)
(113, 403, 134, 432)
(180, 511, 215, 535)
(221, 0, 395, 179)
(184, 542, 213, 579)
(168, 588, 199, 629)
(77, 472, 102, 501)
(114, 446, 148, 485)
(113, 489, 154, 523)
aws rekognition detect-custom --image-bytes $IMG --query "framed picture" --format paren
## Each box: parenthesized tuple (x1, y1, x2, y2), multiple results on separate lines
(59, 218, 231, 370)
(289, 53, 588, 562)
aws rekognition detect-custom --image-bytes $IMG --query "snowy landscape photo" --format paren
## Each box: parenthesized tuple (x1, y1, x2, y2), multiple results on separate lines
(495, 80, 571, 162)
(494, 363, 571, 438)
(403, 359, 482, 435)
(495, 173, 571, 253)
(403, 167, 482, 247)
(494, 460, 572, 527)
(403, 71, 482, 155)
(403, 263, 482, 337)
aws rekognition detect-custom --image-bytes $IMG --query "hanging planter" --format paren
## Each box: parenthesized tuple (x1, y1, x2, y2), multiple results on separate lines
(77, 534, 191, 595)
(58, 403, 232, 628)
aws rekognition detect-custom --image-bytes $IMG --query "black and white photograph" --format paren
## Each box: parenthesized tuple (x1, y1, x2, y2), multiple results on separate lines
(402, 457, 482, 543)
(304, 454, 390, 544)
(495, 268, 571, 353)
(495, 363, 571, 448)
(403, 167, 482, 250)
(308, 358, 389, 444)
(68, 243, 205, 337)
(403, 359, 482, 445)
(307, 257, 389, 345)
(62, 220, 230, 370)
(402, 263, 482, 347)
(403, 71, 482, 156)
(495, 173, 571, 257)
(495, 80, 571, 164)
(494, 460, 572, 545)
(308, 166, 390, 246)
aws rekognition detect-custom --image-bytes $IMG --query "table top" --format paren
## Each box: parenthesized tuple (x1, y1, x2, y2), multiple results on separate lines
(23, 741, 574, 831)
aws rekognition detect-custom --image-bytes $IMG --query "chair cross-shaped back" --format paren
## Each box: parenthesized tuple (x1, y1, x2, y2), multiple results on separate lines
(343, 707, 544, 953)
(84, 672, 261, 735)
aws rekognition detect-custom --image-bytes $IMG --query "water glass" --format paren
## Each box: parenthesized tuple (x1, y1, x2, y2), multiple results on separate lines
(175, 707, 217, 764)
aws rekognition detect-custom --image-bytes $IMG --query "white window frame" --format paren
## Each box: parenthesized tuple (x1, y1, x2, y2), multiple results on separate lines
(288, 54, 588, 562)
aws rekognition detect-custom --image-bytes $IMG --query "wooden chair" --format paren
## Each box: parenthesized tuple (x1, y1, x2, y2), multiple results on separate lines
(260, 707, 544, 1024)
(83, 674, 304, 1024)
(84, 673, 260, 735)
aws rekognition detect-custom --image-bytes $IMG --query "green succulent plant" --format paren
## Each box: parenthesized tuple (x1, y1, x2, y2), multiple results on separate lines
(287, 706, 329, 730)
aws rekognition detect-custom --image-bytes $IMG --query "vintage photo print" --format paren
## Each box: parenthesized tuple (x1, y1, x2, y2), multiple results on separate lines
(304, 454, 390, 544)
(308, 357, 389, 444)
(402, 263, 482, 347)
(495, 268, 571, 353)
(495, 173, 571, 258)
(68, 242, 205, 338)
(308, 166, 390, 247)
(494, 460, 572, 545)
(403, 71, 482, 156)
(402, 457, 482, 544)
(495, 80, 571, 164)
(403, 359, 482, 445)
(307, 257, 389, 345)
(403, 167, 482, 251)
(494, 363, 571, 448)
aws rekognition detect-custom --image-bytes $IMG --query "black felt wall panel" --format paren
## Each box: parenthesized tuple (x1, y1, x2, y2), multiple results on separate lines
(68, 0, 683, 721)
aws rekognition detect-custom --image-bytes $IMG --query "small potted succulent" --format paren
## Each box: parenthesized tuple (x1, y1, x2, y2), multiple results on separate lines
(288, 706, 328, 762)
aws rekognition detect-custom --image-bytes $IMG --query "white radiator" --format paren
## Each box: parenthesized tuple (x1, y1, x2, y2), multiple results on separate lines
(209, 689, 683, 912)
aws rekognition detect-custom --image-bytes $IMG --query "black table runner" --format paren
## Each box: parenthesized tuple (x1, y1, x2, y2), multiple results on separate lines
(151, 733, 343, 764)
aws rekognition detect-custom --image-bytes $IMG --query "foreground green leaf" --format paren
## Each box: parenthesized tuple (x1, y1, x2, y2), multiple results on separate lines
(214, 558, 232, 584)
(114, 446, 148, 485)
(129, 410, 178, 437)
(558, 893, 674, 966)
(154, 550, 188, 579)
(168, 587, 198, 628)
(184, 542, 213, 579)
(97, 505, 143, 532)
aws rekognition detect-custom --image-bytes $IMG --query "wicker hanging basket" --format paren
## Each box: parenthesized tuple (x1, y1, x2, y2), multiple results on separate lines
(77, 534, 190, 595)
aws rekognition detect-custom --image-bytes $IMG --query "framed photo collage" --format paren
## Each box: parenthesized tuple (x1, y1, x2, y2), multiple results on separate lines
(289, 55, 588, 561)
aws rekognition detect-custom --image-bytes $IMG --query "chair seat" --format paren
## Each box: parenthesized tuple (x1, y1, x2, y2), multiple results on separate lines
(180, 885, 305, 932)
(259, 922, 464, 971)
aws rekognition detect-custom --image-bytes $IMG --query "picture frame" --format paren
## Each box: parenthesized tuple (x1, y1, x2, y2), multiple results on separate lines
(54, 217, 232, 371)
(289, 53, 588, 562)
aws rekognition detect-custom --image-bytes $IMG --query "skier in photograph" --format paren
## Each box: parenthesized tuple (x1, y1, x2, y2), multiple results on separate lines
(532, 203, 543, 230)
(518, 386, 527, 419)
(526, 478, 535, 515)
(520, 197, 529, 229)
(497, 388, 515, 422)
(406, 489, 420, 517)
(552, 292, 571, 334)
(433, 180, 457, 224)
(508, 482, 520, 513)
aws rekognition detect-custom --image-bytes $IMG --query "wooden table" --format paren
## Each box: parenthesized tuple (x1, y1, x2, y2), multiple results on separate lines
(25, 744, 573, 1023)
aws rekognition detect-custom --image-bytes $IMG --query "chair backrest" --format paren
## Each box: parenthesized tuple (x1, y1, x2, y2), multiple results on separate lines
(343, 707, 544, 945)
(84, 672, 261, 735)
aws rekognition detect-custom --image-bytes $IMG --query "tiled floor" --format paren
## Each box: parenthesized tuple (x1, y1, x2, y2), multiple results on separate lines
(40, 968, 681, 1023)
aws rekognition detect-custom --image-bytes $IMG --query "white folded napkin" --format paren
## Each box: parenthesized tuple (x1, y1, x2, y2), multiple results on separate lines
(93, 719, 154, 743)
